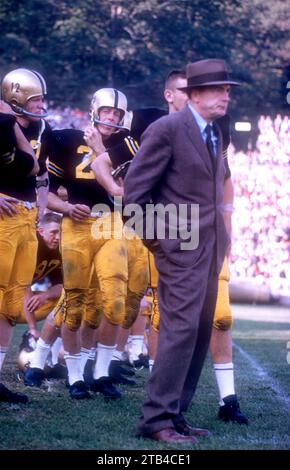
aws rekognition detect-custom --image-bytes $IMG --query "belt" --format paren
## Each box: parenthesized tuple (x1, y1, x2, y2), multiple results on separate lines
(17, 200, 36, 210)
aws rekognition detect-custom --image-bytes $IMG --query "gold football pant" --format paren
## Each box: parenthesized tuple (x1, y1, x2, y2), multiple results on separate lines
(60, 213, 128, 331)
(149, 256, 232, 333)
(0, 203, 37, 324)
(122, 235, 149, 329)
(2, 294, 59, 324)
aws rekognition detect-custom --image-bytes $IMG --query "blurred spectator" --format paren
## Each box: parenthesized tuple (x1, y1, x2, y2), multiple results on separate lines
(46, 102, 90, 130)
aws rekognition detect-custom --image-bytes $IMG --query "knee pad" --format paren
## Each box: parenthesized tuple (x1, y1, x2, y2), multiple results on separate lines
(213, 278, 233, 331)
(62, 289, 87, 331)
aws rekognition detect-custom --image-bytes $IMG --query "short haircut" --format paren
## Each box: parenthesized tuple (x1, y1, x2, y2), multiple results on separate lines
(39, 212, 62, 226)
(165, 69, 186, 90)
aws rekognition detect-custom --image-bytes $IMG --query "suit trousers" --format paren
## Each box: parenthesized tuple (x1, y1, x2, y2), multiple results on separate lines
(137, 244, 218, 436)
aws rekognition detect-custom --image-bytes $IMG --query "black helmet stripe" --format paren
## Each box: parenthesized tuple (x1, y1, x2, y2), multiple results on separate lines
(31, 70, 46, 94)
(113, 89, 119, 109)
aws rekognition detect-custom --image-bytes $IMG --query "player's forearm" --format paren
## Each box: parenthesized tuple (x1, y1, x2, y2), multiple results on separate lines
(24, 291, 37, 331)
(47, 191, 73, 215)
(91, 153, 121, 195)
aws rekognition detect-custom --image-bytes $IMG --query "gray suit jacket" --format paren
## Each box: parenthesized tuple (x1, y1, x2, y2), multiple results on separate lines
(124, 105, 229, 272)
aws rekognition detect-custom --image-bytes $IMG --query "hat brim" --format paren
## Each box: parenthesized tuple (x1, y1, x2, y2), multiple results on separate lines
(178, 80, 240, 91)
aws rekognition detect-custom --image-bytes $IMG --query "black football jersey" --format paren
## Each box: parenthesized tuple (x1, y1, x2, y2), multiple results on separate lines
(33, 233, 62, 285)
(48, 129, 115, 209)
(19, 119, 51, 177)
(0, 113, 36, 201)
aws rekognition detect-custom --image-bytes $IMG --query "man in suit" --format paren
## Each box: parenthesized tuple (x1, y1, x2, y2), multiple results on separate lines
(124, 59, 240, 444)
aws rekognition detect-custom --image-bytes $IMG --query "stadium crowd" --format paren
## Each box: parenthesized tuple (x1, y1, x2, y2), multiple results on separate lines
(228, 114, 290, 295)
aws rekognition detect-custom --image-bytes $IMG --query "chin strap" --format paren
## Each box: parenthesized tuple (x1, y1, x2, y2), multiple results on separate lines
(92, 118, 125, 130)
(12, 104, 48, 119)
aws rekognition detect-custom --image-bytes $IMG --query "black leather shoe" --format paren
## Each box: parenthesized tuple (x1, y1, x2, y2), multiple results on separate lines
(174, 420, 211, 437)
(148, 427, 197, 444)
(45, 363, 67, 380)
(23, 367, 45, 387)
(90, 376, 122, 399)
(69, 380, 91, 399)
(0, 383, 28, 404)
(218, 394, 248, 424)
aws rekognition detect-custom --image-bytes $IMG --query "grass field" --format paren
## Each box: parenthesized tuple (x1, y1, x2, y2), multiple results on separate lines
(0, 304, 290, 452)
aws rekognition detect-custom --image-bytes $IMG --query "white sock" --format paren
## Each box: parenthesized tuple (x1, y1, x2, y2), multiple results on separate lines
(149, 359, 154, 373)
(112, 349, 123, 361)
(88, 347, 97, 361)
(214, 362, 235, 405)
(0, 346, 8, 372)
(93, 343, 116, 380)
(129, 335, 144, 362)
(30, 338, 50, 370)
(64, 351, 82, 386)
(80, 347, 90, 376)
(50, 337, 63, 366)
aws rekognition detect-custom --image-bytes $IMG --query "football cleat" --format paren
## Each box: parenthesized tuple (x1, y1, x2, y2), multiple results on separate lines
(90, 376, 122, 399)
(44, 363, 67, 380)
(108, 361, 136, 386)
(69, 381, 91, 400)
(23, 367, 45, 387)
(218, 394, 248, 424)
(0, 383, 29, 404)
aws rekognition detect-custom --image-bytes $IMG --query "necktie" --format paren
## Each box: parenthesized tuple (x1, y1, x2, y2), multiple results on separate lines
(204, 124, 215, 161)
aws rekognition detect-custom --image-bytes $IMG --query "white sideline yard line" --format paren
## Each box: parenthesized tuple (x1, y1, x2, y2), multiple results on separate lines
(233, 341, 290, 411)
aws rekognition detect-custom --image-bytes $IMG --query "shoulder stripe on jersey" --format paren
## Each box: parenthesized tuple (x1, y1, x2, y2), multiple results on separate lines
(48, 163, 64, 177)
(124, 137, 139, 157)
(48, 168, 63, 178)
(48, 160, 64, 172)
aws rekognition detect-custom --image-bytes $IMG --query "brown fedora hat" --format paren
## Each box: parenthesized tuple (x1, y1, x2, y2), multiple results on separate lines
(178, 59, 240, 90)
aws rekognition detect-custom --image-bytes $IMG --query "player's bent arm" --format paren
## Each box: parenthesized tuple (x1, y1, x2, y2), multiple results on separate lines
(14, 122, 39, 176)
(91, 153, 124, 197)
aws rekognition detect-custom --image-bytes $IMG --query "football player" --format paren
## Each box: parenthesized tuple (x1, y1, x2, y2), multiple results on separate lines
(47, 88, 130, 399)
(1, 68, 52, 222)
(0, 99, 39, 404)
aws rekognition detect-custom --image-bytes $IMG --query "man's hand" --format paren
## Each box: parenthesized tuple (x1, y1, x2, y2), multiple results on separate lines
(0, 100, 15, 115)
(84, 126, 106, 156)
(0, 196, 18, 218)
(26, 293, 48, 313)
(68, 203, 91, 222)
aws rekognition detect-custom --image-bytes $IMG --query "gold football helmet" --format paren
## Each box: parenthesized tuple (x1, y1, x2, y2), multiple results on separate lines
(90, 88, 127, 129)
(1, 68, 48, 118)
(18, 348, 35, 372)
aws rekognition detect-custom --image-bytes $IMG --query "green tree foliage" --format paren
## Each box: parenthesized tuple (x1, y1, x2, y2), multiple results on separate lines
(0, 0, 289, 117)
